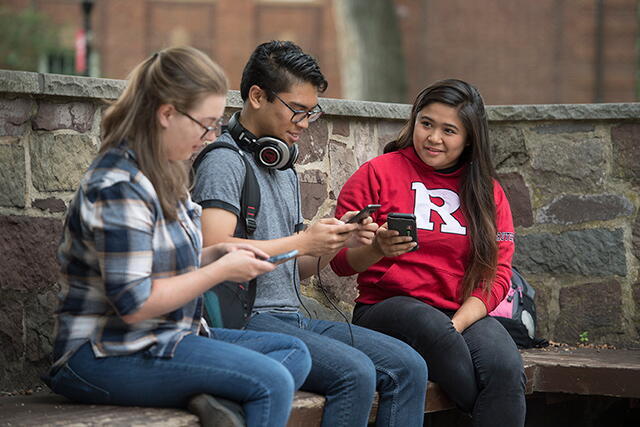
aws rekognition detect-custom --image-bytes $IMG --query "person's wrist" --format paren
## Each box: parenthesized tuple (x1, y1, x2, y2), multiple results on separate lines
(371, 237, 385, 258)
(201, 261, 224, 284)
(296, 231, 312, 257)
(451, 318, 463, 333)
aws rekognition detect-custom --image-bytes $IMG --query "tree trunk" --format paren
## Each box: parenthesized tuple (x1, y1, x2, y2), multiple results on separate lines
(333, 0, 407, 103)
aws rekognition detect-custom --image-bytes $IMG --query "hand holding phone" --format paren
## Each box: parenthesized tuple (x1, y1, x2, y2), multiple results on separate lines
(346, 204, 382, 224)
(386, 213, 418, 252)
(265, 249, 299, 264)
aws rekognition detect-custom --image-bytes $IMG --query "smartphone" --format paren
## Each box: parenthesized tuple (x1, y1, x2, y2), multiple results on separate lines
(387, 213, 418, 252)
(346, 204, 382, 224)
(265, 249, 299, 264)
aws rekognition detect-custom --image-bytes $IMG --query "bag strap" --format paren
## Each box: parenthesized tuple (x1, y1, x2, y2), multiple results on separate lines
(192, 140, 260, 328)
(192, 141, 261, 235)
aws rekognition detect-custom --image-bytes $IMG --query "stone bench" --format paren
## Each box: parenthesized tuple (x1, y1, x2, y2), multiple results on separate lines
(2, 346, 638, 426)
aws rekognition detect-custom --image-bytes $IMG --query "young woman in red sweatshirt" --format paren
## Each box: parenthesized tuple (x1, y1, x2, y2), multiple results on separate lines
(331, 79, 526, 427)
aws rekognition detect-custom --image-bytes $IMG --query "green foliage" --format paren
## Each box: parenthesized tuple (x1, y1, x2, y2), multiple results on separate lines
(579, 331, 590, 344)
(0, 7, 59, 71)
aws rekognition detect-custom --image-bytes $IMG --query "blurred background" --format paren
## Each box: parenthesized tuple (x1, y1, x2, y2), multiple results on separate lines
(1, 0, 638, 105)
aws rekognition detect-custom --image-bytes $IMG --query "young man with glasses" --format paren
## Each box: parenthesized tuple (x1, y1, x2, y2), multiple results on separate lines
(191, 41, 427, 427)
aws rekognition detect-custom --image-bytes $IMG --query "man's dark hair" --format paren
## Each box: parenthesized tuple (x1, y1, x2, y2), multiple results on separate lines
(240, 40, 328, 101)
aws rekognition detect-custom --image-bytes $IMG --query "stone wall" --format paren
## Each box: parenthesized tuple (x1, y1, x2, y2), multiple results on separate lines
(1, 70, 639, 391)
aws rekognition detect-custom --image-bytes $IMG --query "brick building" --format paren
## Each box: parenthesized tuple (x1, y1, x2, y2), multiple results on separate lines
(4, 0, 638, 104)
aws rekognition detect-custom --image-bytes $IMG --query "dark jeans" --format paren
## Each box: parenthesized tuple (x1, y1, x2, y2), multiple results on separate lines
(353, 296, 526, 427)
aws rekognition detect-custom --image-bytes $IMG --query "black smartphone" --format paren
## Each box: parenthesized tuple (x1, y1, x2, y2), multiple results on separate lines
(347, 204, 382, 224)
(265, 249, 299, 264)
(387, 213, 418, 252)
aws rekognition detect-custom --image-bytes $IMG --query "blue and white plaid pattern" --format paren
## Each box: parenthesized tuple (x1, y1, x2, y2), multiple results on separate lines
(52, 144, 203, 370)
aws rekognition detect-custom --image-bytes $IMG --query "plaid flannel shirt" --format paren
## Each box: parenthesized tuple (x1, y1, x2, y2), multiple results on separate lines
(51, 144, 203, 370)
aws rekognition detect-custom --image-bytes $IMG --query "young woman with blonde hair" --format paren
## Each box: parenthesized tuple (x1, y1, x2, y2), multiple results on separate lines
(45, 47, 311, 427)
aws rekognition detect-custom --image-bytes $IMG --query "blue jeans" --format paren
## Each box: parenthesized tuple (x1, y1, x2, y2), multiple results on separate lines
(353, 296, 526, 427)
(48, 329, 312, 427)
(246, 311, 428, 427)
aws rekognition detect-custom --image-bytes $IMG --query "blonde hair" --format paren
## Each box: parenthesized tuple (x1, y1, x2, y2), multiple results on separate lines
(101, 46, 228, 221)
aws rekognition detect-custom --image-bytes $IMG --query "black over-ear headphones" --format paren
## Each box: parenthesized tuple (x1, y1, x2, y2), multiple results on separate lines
(227, 112, 299, 170)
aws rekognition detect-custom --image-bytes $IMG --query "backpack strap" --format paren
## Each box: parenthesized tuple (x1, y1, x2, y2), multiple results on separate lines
(192, 141, 260, 328)
(192, 141, 260, 236)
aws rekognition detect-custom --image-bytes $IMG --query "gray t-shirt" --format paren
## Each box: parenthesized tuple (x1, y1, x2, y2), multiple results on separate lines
(191, 132, 302, 312)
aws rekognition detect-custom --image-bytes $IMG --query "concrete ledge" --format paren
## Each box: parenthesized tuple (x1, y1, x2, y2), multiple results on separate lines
(0, 386, 451, 427)
(522, 346, 640, 398)
(0, 393, 199, 426)
(2, 70, 639, 122)
(486, 102, 640, 122)
(0, 70, 125, 100)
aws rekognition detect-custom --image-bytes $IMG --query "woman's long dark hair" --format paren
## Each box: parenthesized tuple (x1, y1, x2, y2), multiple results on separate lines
(384, 79, 498, 301)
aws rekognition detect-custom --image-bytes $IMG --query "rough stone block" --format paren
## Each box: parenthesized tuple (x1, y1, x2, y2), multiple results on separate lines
(0, 297, 25, 389)
(0, 98, 34, 137)
(533, 123, 595, 134)
(533, 282, 552, 340)
(0, 295, 24, 365)
(0, 290, 57, 391)
(0, 139, 26, 208)
(612, 123, 640, 186)
(299, 169, 328, 220)
(633, 282, 640, 337)
(24, 289, 57, 363)
(488, 103, 640, 122)
(353, 120, 378, 166)
(328, 140, 358, 200)
(376, 120, 404, 154)
(498, 172, 533, 227)
(514, 228, 627, 277)
(300, 294, 350, 323)
(33, 101, 96, 133)
(0, 215, 63, 292)
(489, 125, 529, 169)
(30, 133, 98, 192)
(320, 97, 410, 120)
(42, 73, 125, 100)
(537, 194, 634, 225)
(0, 70, 40, 94)
(633, 213, 640, 262)
(555, 280, 623, 344)
(527, 131, 607, 194)
(332, 117, 350, 137)
(312, 266, 359, 306)
(32, 198, 67, 213)
(298, 120, 328, 165)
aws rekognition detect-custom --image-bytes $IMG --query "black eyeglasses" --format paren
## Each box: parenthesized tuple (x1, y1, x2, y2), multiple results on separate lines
(177, 109, 223, 140)
(271, 92, 323, 124)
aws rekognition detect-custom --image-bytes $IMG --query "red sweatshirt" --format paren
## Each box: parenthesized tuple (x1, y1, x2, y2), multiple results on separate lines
(331, 147, 515, 313)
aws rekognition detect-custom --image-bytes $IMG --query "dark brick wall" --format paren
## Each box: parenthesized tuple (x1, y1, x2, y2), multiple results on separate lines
(5, 0, 637, 104)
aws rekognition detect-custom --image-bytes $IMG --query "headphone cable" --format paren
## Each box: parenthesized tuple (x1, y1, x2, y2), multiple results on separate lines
(316, 256, 355, 347)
